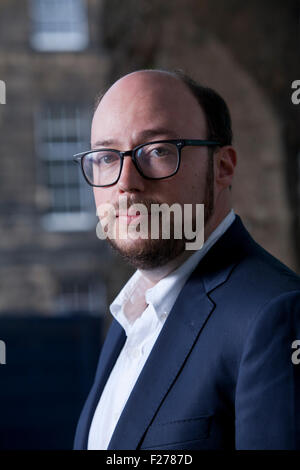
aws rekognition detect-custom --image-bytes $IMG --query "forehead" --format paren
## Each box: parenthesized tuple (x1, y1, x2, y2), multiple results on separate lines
(91, 72, 207, 145)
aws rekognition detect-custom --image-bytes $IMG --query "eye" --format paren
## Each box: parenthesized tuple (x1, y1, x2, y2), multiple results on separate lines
(96, 152, 119, 165)
(150, 146, 170, 157)
(141, 143, 175, 159)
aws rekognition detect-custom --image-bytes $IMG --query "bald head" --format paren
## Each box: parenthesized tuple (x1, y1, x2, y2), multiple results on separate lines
(92, 70, 209, 150)
(93, 69, 233, 148)
(99, 69, 196, 107)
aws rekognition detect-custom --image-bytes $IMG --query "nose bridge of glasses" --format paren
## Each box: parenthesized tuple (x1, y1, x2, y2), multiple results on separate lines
(119, 149, 142, 178)
(121, 149, 135, 159)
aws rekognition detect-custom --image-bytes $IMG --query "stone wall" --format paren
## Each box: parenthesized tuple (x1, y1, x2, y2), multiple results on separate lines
(0, 0, 298, 321)
(100, 0, 300, 270)
(0, 0, 133, 319)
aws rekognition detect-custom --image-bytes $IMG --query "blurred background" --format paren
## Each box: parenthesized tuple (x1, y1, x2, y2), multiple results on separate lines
(0, 0, 299, 449)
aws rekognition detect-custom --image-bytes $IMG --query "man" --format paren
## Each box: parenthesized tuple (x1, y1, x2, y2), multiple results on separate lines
(73, 69, 300, 450)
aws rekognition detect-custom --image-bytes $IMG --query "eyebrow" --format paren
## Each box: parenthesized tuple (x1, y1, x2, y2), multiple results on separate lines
(91, 128, 179, 149)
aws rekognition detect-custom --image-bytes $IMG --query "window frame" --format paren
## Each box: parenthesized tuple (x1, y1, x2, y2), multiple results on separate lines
(29, 0, 89, 52)
(34, 103, 96, 232)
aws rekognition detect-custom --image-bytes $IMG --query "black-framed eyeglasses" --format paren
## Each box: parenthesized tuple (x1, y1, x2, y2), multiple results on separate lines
(73, 139, 221, 187)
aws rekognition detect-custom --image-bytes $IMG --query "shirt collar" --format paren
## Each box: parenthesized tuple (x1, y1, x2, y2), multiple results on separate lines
(145, 209, 235, 318)
(110, 209, 236, 330)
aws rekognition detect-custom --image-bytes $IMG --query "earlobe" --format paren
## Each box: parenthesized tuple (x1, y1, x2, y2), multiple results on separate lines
(215, 146, 237, 188)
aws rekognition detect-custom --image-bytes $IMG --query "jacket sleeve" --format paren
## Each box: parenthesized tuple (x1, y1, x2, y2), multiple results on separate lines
(235, 290, 300, 449)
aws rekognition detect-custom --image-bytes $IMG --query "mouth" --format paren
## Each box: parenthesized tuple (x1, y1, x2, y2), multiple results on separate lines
(116, 211, 142, 223)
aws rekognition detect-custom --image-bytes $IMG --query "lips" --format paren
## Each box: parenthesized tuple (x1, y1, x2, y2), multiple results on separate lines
(117, 213, 142, 223)
(116, 209, 141, 217)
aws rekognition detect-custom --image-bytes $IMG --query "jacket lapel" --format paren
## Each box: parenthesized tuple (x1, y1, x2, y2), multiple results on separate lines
(107, 271, 215, 449)
(107, 215, 250, 449)
(76, 320, 126, 449)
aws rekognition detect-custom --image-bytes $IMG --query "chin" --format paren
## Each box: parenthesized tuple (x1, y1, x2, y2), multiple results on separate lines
(111, 235, 149, 252)
(107, 236, 186, 270)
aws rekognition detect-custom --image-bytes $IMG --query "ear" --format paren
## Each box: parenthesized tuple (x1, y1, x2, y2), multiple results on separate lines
(214, 146, 237, 189)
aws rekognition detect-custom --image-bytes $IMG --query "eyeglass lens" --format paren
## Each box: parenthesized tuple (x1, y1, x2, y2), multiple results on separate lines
(82, 142, 179, 186)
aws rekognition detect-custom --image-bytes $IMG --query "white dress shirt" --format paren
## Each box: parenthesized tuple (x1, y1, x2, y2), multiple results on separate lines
(87, 209, 236, 450)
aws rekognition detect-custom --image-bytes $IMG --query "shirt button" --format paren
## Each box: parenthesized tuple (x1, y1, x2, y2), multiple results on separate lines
(161, 312, 167, 320)
(113, 411, 119, 421)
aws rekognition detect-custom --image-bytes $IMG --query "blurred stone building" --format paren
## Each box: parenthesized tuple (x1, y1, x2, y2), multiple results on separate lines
(100, 0, 300, 270)
(0, 0, 133, 323)
(0, 0, 299, 320)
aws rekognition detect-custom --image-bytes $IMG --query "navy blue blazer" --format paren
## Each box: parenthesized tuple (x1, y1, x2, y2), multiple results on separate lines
(74, 215, 300, 450)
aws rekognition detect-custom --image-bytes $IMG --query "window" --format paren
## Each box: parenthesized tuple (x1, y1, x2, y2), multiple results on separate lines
(35, 104, 95, 231)
(29, 0, 89, 52)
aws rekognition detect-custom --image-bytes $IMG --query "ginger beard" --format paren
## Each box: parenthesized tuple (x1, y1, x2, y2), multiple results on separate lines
(104, 157, 214, 270)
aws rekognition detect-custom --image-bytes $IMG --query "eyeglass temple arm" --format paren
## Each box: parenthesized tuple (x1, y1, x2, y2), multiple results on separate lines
(73, 155, 83, 164)
(182, 139, 221, 146)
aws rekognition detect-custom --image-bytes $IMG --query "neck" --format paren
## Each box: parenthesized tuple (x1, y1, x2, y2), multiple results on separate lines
(139, 249, 195, 285)
(140, 205, 232, 285)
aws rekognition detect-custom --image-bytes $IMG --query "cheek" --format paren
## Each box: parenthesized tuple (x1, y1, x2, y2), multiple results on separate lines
(93, 188, 112, 210)
(154, 179, 195, 206)
(171, 166, 204, 203)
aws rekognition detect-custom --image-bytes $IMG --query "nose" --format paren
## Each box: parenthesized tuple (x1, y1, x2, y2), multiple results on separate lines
(117, 155, 145, 193)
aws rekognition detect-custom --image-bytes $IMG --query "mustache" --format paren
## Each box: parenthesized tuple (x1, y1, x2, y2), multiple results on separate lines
(96, 196, 164, 219)
(113, 196, 162, 215)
